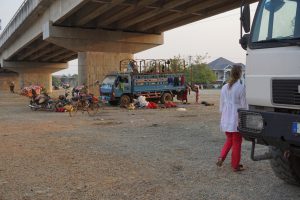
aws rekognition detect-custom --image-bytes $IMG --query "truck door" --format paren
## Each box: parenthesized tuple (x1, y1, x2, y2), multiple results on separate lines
(114, 75, 131, 97)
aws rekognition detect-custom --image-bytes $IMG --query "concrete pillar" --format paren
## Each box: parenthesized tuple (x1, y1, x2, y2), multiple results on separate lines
(2, 61, 67, 93)
(78, 52, 133, 95)
(19, 72, 52, 92)
(0, 71, 19, 92)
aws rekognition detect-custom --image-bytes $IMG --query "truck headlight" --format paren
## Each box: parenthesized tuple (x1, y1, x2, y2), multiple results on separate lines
(239, 111, 264, 133)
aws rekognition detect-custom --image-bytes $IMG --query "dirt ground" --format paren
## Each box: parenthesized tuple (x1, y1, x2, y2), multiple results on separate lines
(0, 90, 299, 200)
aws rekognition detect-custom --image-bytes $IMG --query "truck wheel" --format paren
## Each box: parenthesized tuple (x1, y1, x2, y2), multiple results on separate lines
(269, 147, 300, 186)
(160, 93, 173, 104)
(120, 95, 131, 107)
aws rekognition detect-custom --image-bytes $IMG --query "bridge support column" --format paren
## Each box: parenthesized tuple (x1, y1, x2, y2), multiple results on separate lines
(2, 61, 67, 93)
(78, 52, 133, 95)
(43, 23, 163, 95)
(18, 72, 52, 92)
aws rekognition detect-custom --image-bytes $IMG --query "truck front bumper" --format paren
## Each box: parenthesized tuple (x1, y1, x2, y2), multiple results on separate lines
(238, 109, 300, 155)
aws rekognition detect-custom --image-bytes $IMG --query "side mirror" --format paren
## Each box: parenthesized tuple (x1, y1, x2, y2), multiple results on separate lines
(239, 34, 250, 50)
(265, 0, 285, 12)
(241, 4, 251, 33)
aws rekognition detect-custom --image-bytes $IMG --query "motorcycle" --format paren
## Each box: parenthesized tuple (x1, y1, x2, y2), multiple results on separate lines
(55, 90, 71, 110)
(29, 91, 55, 111)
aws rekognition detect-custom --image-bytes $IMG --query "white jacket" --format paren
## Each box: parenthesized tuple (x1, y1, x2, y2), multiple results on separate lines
(220, 81, 247, 132)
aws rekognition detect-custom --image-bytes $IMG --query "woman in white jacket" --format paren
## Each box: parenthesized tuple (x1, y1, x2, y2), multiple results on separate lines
(217, 65, 247, 172)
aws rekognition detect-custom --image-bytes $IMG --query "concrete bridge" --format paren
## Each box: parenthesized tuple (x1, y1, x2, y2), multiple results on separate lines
(0, 0, 256, 93)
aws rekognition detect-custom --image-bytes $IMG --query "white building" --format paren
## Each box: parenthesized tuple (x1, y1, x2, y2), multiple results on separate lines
(208, 57, 245, 85)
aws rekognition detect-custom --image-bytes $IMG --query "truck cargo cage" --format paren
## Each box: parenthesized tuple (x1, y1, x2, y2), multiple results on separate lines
(120, 59, 186, 74)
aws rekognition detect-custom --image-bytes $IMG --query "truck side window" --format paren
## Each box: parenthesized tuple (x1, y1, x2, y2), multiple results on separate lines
(120, 76, 129, 83)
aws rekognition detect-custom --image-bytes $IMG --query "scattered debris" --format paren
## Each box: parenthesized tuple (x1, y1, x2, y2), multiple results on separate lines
(149, 123, 159, 127)
(176, 114, 198, 118)
(127, 103, 135, 110)
(201, 101, 214, 106)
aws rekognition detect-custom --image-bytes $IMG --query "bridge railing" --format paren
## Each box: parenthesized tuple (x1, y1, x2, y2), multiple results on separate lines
(0, 0, 40, 48)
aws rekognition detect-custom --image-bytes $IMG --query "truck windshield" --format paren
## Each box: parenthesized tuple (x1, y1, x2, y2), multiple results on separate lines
(251, 0, 300, 47)
(102, 76, 116, 85)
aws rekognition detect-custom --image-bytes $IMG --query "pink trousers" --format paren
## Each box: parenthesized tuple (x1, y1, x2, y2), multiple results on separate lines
(219, 132, 242, 169)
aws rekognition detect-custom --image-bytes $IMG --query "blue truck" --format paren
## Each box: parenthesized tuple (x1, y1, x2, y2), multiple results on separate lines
(99, 59, 187, 106)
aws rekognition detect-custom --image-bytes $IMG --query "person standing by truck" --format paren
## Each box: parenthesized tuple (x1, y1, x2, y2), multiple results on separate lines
(192, 84, 200, 104)
(216, 65, 247, 172)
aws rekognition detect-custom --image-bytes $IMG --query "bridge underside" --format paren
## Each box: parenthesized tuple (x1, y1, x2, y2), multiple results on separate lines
(56, 0, 256, 34)
(8, 35, 77, 63)
(0, 0, 257, 93)
(4, 0, 257, 64)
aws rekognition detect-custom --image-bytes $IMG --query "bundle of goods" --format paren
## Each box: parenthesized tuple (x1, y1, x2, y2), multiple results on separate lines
(72, 85, 88, 98)
(133, 96, 158, 109)
(164, 101, 177, 108)
(136, 96, 148, 108)
(91, 95, 99, 103)
(64, 104, 74, 112)
(75, 85, 84, 91)
(147, 102, 158, 109)
(127, 103, 135, 110)
(21, 85, 42, 97)
(56, 107, 66, 112)
(36, 94, 48, 104)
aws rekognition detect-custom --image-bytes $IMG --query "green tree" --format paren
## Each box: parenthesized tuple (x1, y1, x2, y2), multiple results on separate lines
(193, 53, 209, 65)
(184, 54, 216, 84)
(169, 54, 186, 72)
(188, 63, 216, 84)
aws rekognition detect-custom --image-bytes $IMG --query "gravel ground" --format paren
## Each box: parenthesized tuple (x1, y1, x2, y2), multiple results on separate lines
(0, 90, 299, 200)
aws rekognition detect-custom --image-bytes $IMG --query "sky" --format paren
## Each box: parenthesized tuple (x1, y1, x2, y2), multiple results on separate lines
(0, 0, 257, 75)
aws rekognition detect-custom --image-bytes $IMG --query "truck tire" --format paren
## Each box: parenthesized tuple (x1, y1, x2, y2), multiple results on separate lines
(269, 147, 300, 186)
(160, 93, 173, 104)
(120, 95, 131, 107)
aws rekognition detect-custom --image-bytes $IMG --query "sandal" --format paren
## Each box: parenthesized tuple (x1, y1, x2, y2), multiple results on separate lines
(233, 164, 245, 172)
(216, 158, 224, 167)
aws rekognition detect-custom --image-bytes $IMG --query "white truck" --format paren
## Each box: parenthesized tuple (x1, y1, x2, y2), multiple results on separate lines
(238, 0, 300, 185)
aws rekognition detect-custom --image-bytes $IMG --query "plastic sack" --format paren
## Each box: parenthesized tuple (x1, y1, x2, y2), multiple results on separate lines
(137, 96, 149, 107)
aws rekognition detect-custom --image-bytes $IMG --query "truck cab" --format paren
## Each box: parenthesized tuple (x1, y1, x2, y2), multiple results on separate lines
(100, 73, 131, 104)
(238, 0, 300, 185)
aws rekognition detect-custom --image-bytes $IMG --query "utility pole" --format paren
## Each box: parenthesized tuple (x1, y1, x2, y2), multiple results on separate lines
(188, 55, 193, 83)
